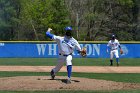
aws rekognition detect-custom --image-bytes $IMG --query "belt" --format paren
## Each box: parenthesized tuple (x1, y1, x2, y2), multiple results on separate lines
(59, 53, 72, 56)
(111, 48, 117, 50)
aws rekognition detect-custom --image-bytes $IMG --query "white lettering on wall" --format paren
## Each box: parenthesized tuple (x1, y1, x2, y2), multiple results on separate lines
(0, 43, 5, 46)
(36, 44, 47, 55)
(85, 44, 92, 55)
(36, 43, 101, 56)
(93, 44, 100, 55)
(48, 44, 57, 55)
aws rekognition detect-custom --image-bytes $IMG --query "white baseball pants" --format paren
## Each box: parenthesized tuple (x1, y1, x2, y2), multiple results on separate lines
(53, 55, 72, 73)
(110, 49, 119, 59)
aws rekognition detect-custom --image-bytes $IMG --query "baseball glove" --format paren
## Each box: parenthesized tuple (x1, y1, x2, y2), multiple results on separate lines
(120, 49, 123, 54)
(80, 47, 87, 57)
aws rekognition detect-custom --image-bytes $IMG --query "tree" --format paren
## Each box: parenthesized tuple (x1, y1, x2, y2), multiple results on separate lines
(0, 0, 139, 41)
(20, 0, 70, 40)
(65, 0, 139, 41)
(132, 0, 140, 40)
(0, 0, 19, 40)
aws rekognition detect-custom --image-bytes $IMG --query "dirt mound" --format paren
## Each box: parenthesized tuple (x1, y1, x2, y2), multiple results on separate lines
(0, 76, 139, 91)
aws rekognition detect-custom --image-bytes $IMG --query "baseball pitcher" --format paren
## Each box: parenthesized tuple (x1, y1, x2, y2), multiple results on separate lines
(107, 34, 123, 66)
(46, 26, 86, 84)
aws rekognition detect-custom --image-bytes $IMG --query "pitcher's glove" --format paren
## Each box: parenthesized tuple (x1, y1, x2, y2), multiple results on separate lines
(80, 47, 87, 57)
(120, 49, 123, 54)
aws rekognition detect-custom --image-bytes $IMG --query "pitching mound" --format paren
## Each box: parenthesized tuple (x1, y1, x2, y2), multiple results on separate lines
(0, 76, 140, 91)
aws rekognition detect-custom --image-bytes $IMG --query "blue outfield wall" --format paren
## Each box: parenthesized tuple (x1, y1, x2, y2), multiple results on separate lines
(0, 42, 140, 58)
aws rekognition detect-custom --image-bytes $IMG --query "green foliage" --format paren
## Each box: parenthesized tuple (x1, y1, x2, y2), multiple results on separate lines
(85, 13, 99, 21)
(118, 0, 134, 7)
(0, 0, 139, 40)
(0, 0, 19, 40)
(20, 0, 70, 40)
(81, 0, 138, 40)
(117, 31, 133, 40)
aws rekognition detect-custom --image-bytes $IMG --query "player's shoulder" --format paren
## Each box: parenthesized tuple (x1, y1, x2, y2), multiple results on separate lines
(70, 37, 79, 43)
(71, 37, 77, 41)
(71, 37, 75, 40)
(108, 40, 112, 43)
(115, 39, 119, 42)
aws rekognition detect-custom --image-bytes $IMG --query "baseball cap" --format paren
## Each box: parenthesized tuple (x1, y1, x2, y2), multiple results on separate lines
(65, 26, 72, 31)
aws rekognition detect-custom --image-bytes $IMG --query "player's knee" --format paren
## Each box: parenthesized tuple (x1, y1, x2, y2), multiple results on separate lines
(116, 56, 119, 58)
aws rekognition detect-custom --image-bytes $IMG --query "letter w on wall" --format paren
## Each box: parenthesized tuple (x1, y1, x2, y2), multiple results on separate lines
(36, 44, 47, 55)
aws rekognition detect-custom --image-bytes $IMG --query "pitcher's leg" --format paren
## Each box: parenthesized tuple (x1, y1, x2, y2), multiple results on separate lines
(66, 55, 72, 84)
(110, 51, 114, 66)
(53, 56, 65, 73)
(53, 61, 65, 73)
(51, 56, 65, 79)
(114, 50, 119, 66)
(67, 65, 72, 79)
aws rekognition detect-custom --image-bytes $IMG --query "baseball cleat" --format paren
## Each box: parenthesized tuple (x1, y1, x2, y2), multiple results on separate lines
(66, 78, 71, 84)
(50, 70, 55, 80)
(117, 63, 119, 66)
(110, 64, 113, 66)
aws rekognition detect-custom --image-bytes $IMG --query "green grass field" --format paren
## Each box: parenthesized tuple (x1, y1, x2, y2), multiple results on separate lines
(0, 58, 139, 66)
(0, 58, 140, 93)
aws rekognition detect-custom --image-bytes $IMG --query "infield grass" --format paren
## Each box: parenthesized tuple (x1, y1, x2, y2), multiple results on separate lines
(0, 58, 139, 66)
